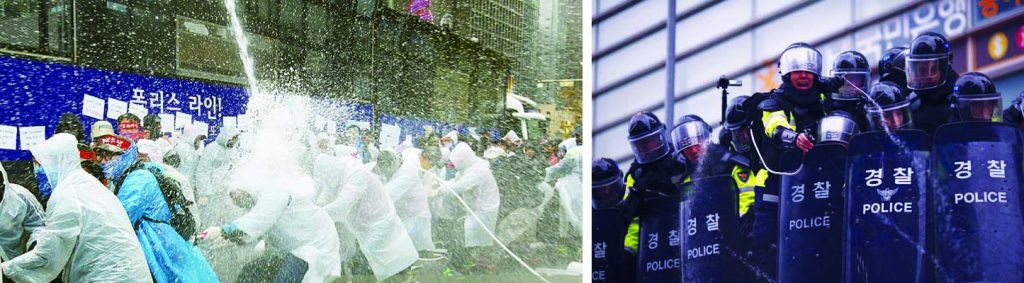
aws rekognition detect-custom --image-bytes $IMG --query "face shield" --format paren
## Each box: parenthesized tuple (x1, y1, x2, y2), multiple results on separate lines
(592, 173, 625, 209)
(866, 101, 913, 131)
(728, 126, 752, 153)
(779, 47, 823, 76)
(906, 55, 949, 90)
(833, 70, 871, 100)
(671, 122, 711, 162)
(628, 128, 670, 164)
(817, 115, 858, 145)
(957, 93, 1003, 122)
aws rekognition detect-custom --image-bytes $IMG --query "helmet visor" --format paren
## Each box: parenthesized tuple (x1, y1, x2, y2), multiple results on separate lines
(957, 93, 1003, 122)
(906, 57, 947, 90)
(629, 128, 669, 164)
(671, 122, 711, 154)
(729, 127, 752, 153)
(834, 71, 871, 100)
(592, 176, 625, 208)
(866, 101, 913, 131)
(779, 47, 822, 76)
(817, 115, 858, 144)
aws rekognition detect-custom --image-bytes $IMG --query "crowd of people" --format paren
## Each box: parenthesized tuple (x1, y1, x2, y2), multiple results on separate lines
(0, 107, 582, 282)
(592, 32, 1024, 282)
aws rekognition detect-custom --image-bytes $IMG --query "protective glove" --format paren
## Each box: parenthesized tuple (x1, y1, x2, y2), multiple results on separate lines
(199, 226, 223, 241)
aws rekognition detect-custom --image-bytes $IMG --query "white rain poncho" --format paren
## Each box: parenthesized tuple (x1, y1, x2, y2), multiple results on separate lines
(2, 133, 152, 282)
(547, 139, 582, 232)
(224, 162, 341, 283)
(313, 153, 418, 281)
(171, 124, 205, 190)
(444, 142, 500, 247)
(195, 126, 240, 214)
(386, 148, 435, 251)
(0, 163, 45, 260)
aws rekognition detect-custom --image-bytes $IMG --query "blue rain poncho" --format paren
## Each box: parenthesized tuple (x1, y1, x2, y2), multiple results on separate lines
(114, 148, 218, 283)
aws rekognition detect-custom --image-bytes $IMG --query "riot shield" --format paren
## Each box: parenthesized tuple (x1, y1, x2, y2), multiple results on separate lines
(844, 130, 931, 283)
(778, 143, 847, 282)
(636, 190, 684, 282)
(592, 208, 630, 282)
(680, 175, 740, 283)
(932, 122, 1024, 282)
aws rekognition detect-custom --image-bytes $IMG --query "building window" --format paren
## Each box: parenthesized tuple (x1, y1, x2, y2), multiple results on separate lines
(0, 0, 72, 56)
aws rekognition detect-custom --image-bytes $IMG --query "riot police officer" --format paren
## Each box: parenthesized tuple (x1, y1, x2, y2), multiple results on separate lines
(878, 47, 911, 95)
(906, 32, 961, 134)
(1002, 90, 1024, 129)
(865, 81, 914, 131)
(592, 158, 638, 283)
(827, 51, 871, 131)
(723, 96, 766, 218)
(746, 42, 842, 281)
(953, 72, 1003, 122)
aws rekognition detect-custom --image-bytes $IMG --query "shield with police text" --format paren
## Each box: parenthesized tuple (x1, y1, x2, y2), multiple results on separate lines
(637, 191, 684, 282)
(592, 208, 629, 282)
(680, 175, 740, 283)
(778, 143, 846, 282)
(932, 122, 1024, 282)
(845, 130, 931, 283)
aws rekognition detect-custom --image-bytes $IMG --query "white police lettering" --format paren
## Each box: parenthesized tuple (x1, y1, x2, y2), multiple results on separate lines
(594, 242, 606, 259)
(893, 167, 913, 185)
(687, 218, 697, 236)
(954, 191, 1008, 204)
(645, 258, 681, 272)
(647, 233, 658, 250)
(789, 215, 831, 230)
(954, 161, 972, 179)
(813, 181, 830, 199)
(865, 168, 883, 187)
(668, 230, 680, 247)
(791, 184, 805, 202)
(706, 213, 719, 231)
(987, 160, 1006, 178)
(862, 202, 913, 214)
(593, 271, 606, 281)
(686, 243, 720, 259)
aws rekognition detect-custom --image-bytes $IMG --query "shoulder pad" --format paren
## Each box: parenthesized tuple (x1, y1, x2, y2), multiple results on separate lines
(758, 97, 785, 112)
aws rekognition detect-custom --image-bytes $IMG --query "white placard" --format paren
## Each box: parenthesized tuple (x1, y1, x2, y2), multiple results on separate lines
(194, 121, 209, 137)
(158, 113, 175, 133)
(175, 112, 192, 130)
(128, 103, 148, 118)
(106, 98, 128, 120)
(223, 116, 237, 129)
(82, 95, 105, 119)
(19, 126, 45, 150)
(379, 123, 401, 150)
(314, 116, 327, 131)
(326, 121, 337, 134)
(0, 125, 16, 150)
(348, 120, 370, 130)
(237, 114, 251, 130)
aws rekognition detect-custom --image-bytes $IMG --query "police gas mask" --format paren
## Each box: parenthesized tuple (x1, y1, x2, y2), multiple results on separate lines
(817, 112, 858, 146)
(592, 158, 625, 209)
(671, 115, 712, 164)
(954, 73, 1003, 122)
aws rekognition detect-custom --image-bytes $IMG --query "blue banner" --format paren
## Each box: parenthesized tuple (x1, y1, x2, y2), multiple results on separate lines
(0, 56, 249, 160)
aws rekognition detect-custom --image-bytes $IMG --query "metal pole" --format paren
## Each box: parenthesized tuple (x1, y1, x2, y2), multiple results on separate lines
(665, 0, 677, 131)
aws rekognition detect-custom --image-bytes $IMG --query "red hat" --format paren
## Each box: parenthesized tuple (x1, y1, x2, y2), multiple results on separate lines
(95, 135, 132, 153)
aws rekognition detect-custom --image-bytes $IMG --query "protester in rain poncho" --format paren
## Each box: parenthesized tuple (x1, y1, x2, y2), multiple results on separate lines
(313, 153, 418, 281)
(195, 126, 241, 224)
(137, 139, 199, 226)
(106, 139, 218, 282)
(546, 138, 583, 232)
(201, 161, 342, 283)
(169, 124, 206, 190)
(439, 130, 459, 162)
(386, 147, 436, 251)
(444, 142, 500, 247)
(0, 162, 46, 260)
(1, 133, 151, 282)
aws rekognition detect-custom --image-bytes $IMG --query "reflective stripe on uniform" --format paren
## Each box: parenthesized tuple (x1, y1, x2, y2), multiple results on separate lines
(762, 193, 780, 203)
(762, 110, 795, 137)
(625, 217, 639, 251)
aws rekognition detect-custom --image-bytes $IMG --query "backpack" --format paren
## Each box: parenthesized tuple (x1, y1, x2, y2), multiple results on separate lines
(116, 162, 198, 240)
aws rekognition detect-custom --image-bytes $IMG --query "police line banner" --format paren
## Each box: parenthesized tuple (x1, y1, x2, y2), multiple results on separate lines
(0, 56, 249, 161)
